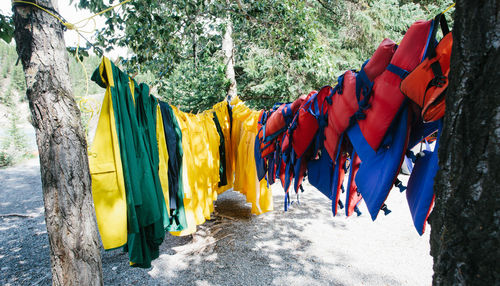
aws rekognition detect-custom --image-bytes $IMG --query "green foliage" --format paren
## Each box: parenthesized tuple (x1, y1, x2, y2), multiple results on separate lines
(67, 47, 90, 62)
(1, 82, 13, 106)
(0, 150, 14, 167)
(0, 14, 14, 44)
(0, 95, 29, 167)
(2, 57, 11, 78)
(67, 52, 102, 98)
(79, 0, 224, 77)
(160, 54, 230, 113)
(6, 107, 27, 152)
(79, 0, 453, 111)
(11, 66, 26, 94)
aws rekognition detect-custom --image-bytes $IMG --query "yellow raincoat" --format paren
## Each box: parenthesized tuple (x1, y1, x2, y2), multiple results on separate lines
(213, 101, 234, 194)
(88, 57, 127, 250)
(230, 97, 273, 215)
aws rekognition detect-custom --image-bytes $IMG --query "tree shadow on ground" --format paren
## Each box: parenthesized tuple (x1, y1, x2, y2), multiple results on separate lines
(0, 161, 51, 285)
(102, 185, 404, 286)
(0, 161, 421, 285)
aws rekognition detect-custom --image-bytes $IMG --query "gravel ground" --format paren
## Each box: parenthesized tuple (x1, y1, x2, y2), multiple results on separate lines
(0, 158, 433, 285)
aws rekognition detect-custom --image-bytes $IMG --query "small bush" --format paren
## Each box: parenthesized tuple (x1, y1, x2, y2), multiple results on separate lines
(0, 149, 13, 167)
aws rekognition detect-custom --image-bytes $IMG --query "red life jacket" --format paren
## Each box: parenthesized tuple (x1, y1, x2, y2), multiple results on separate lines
(281, 91, 315, 153)
(279, 88, 333, 198)
(356, 19, 434, 151)
(332, 152, 348, 216)
(324, 39, 397, 160)
(276, 92, 316, 201)
(257, 96, 306, 158)
(345, 152, 362, 217)
(292, 87, 332, 158)
(256, 104, 282, 157)
(324, 71, 357, 160)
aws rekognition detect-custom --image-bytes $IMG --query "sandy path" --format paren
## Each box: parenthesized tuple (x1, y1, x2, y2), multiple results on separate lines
(0, 159, 432, 285)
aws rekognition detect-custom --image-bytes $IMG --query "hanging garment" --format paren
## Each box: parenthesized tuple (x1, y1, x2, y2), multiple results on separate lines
(178, 112, 205, 225)
(307, 146, 334, 199)
(355, 19, 435, 152)
(286, 87, 332, 196)
(156, 104, 171, 228)
(324, 71, 358, 161)
(231, 97, 252, 194)
(254, 133, 267, 181)
(406, 121, 442, 235)
(330, 140, 348, 216)
(257, 97, 304, 158)
(212, 112, 228, 187)
(87, 57, 127, 250)
(345, 151, 363, 217)
(134, 82, 170, 230)
(291, 88, 329, 159)
(170, 106, 197, 236)
(231, 97, 273, 215)
(351, 105, 411, 220)
(254, 95, 306, 189)
(401, 14, 452, 122)
(169, 108, 222, 234)
(325, 38, 397, 160)
(200, 111, 221, 216)
(158, 101, 188, 232)
(213, 101, 234, 193)
(91, 57, 166, 268)
(191, 113, 214, 222)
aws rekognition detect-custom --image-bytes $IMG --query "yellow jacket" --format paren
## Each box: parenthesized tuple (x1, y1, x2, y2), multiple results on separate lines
(156, 105, 170, 228)
(88, 57, 127, 250)
(169, 106, 197, 236)
(213, 101, 234, 194)
(230, 97, 273, 215)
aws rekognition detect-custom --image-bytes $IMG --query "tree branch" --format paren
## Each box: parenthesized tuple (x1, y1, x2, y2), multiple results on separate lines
(316, 0, 338, 16)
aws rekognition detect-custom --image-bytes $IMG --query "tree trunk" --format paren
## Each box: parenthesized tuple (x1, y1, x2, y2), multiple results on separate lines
(222, 0, 237, 100)
(13, 1, 103, 285)
(429, 1, 500, 285)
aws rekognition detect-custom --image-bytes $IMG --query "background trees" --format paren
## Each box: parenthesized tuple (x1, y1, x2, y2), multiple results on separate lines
(79, 0, 452, 110)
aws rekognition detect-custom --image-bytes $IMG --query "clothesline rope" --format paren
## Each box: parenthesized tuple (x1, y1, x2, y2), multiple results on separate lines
(11, 0, 132, 96)
(12, 0, 133, 135)
(11, 0, 131, 30)
(442, 3, 456, 15)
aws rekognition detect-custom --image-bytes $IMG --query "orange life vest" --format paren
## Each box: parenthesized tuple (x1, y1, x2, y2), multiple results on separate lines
(401, 14, 452, 122)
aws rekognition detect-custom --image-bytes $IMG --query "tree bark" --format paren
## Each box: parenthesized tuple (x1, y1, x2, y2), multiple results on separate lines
(223, 0, 237, 100)
(13, 1, 103, 285)
(429, 0, 500, 285)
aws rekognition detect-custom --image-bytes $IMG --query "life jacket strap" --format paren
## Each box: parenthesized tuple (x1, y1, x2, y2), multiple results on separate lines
(354, 206, 362, 216)
(299, 184, 305, 193)
(338, 200, 344, 210)
(387, 64, 410, 80)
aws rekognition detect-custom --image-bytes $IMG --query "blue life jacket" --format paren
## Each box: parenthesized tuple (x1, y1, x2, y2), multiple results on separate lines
(406, 120, 442, 235)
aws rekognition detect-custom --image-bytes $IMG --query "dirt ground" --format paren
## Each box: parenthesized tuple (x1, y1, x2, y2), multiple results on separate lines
(0, 158, 433, 285)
